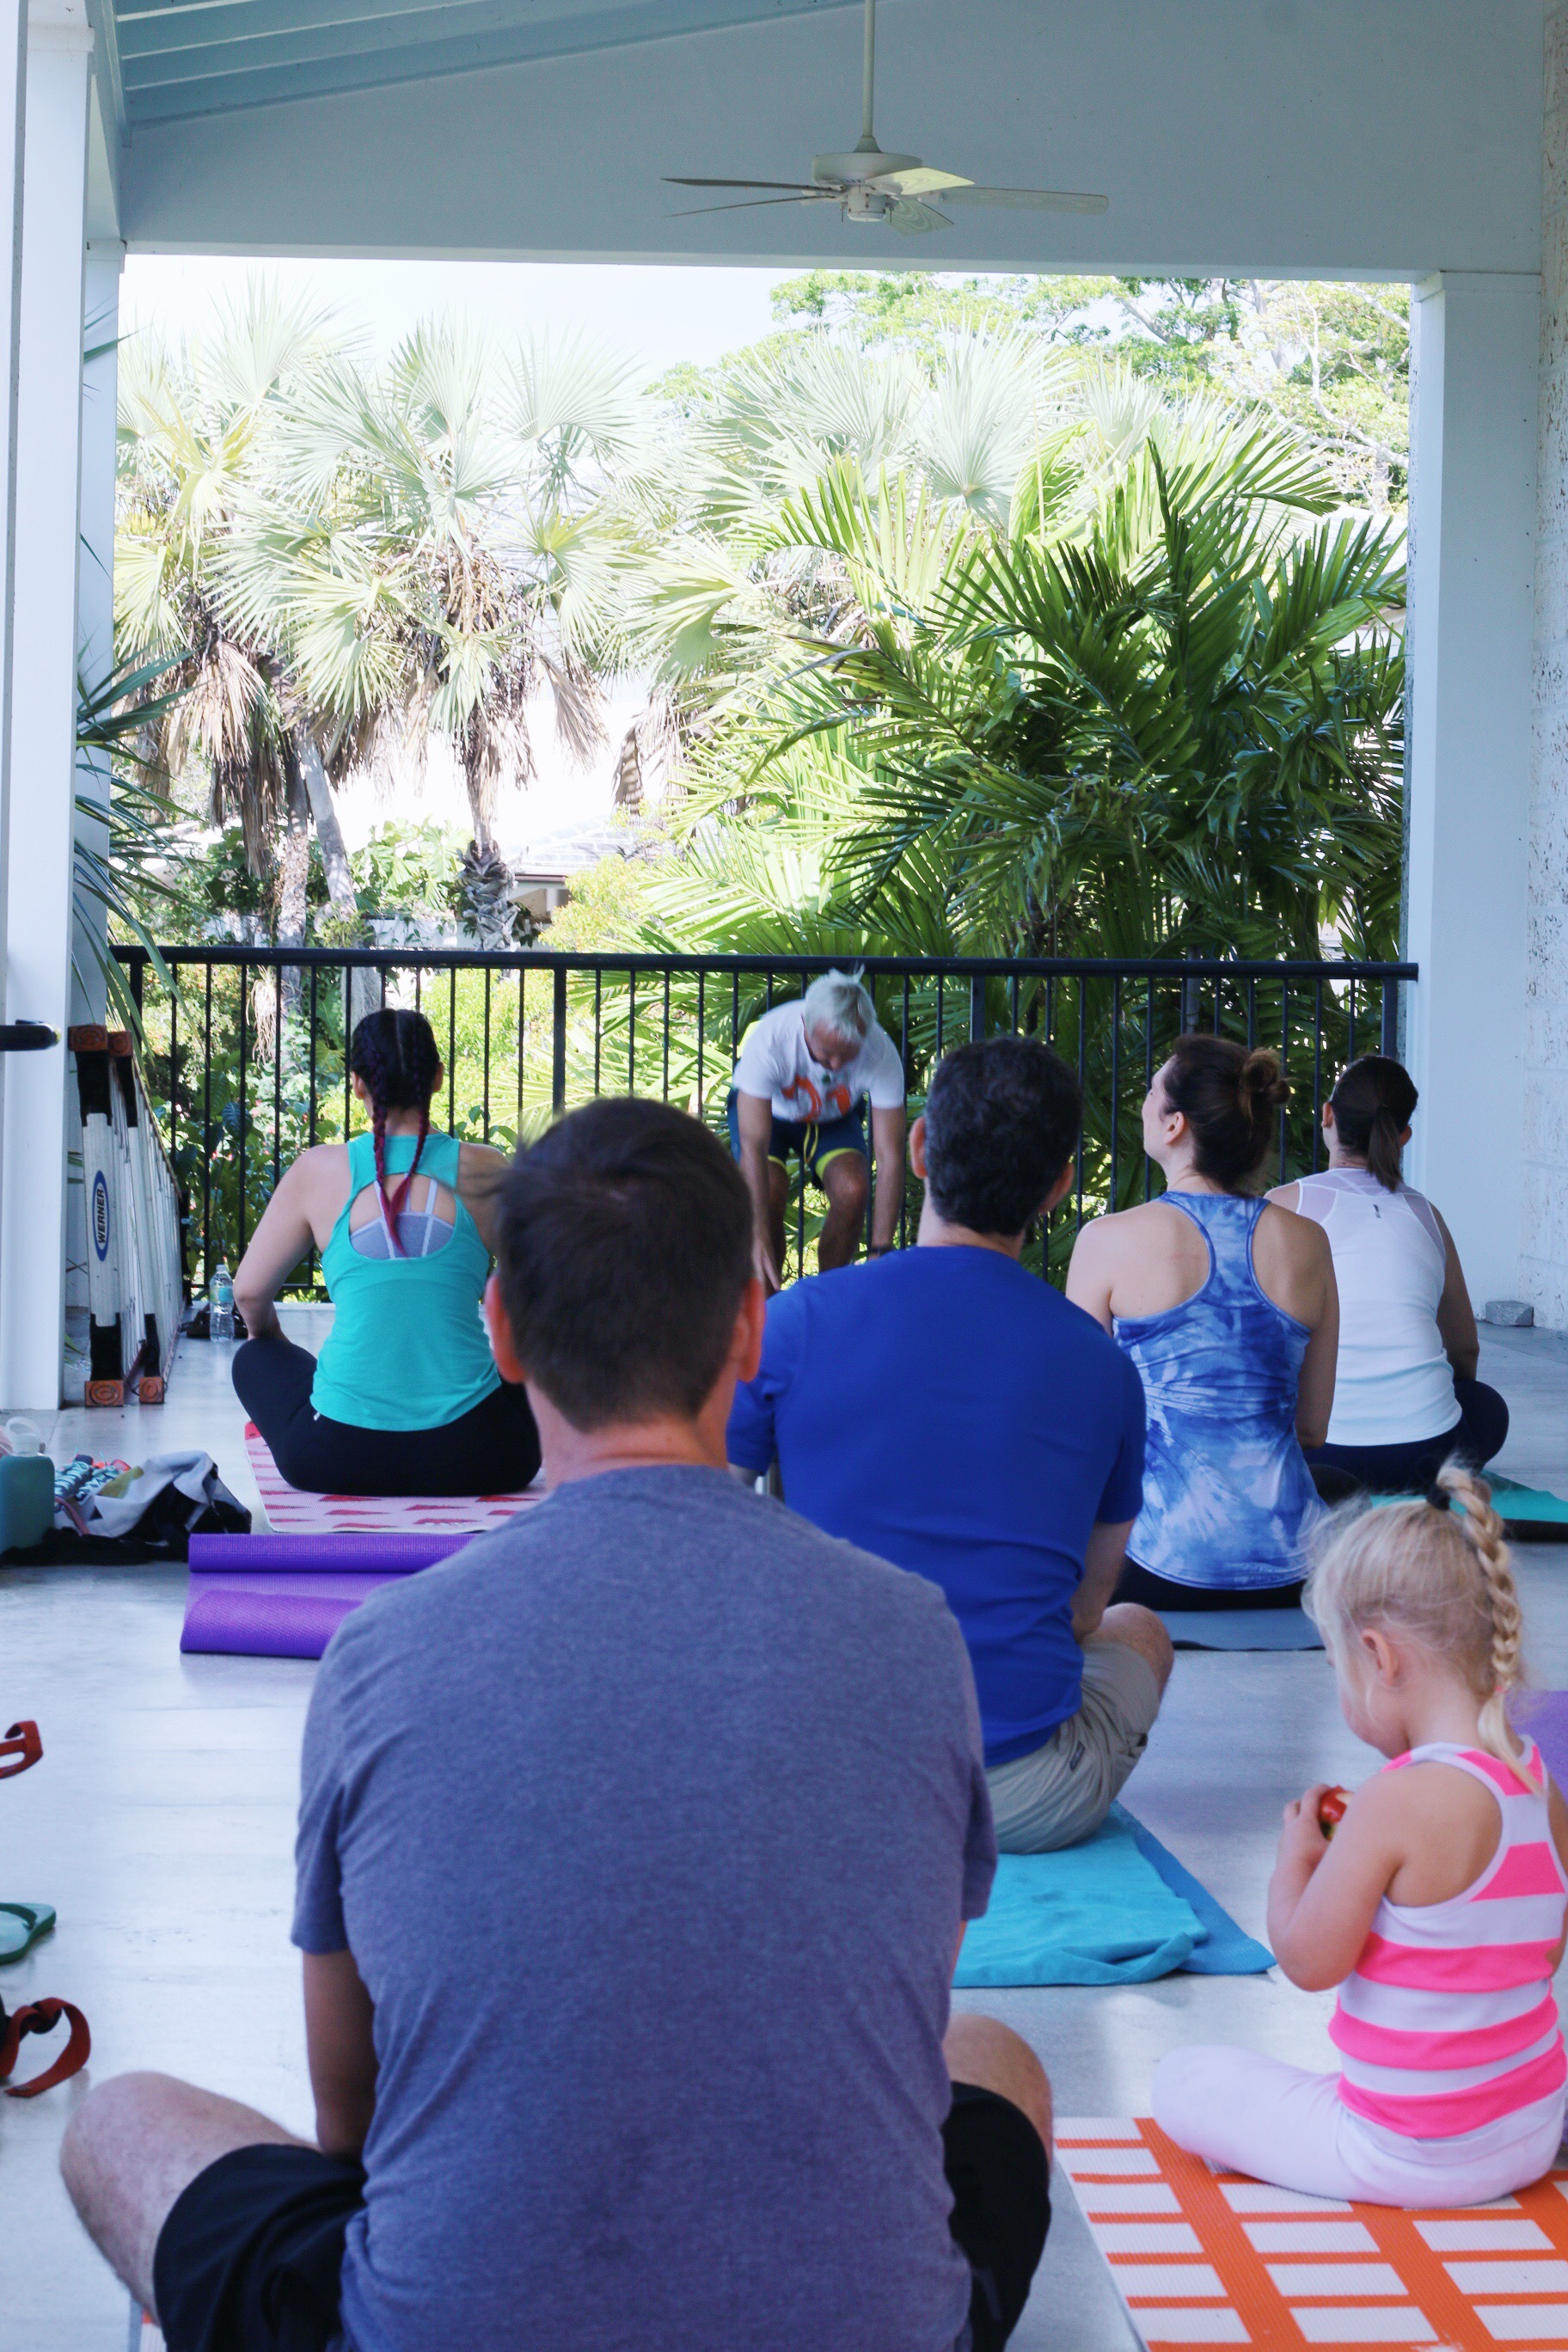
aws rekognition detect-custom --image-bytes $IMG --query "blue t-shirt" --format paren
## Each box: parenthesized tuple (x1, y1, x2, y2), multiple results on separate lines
(294, 1465, 994, 2352)
(727, 1249, 1148, 1767)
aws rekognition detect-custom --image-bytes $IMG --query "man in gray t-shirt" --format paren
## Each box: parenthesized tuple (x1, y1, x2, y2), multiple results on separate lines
(61, 1099, 1052, 2352)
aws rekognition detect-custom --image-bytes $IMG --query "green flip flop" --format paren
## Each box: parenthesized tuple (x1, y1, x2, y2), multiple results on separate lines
(0, 1905, 55, 1964)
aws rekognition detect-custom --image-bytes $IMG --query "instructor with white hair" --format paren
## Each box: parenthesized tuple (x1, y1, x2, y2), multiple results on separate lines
(727, 971, 908, 1291)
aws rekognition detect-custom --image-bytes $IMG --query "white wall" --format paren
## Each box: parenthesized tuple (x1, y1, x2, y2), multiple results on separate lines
(119, 0, 1545, 277)
(71, 240, 123, 1028)
(0, 4, 92, 1410)
(1406, 273, 1540, 1307)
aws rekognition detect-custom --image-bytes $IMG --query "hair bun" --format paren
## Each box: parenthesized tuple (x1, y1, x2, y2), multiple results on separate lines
(1239, 1048, 1290, 1117)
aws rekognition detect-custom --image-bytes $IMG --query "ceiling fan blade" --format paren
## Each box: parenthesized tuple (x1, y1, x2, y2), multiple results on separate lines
(890, 199, 950, 235)
(945, 187, 1109, 213)
(873, 167, 972, 198)
(662, 177, 828, 193)
(668, 193, 840, 217)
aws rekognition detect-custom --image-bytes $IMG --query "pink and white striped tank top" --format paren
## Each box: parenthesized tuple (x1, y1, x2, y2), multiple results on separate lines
(1332, 1743, 1568, 2140)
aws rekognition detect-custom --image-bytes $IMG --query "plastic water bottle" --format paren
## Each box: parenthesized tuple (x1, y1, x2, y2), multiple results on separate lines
(0, 1418, 54, 1556)
(210, 1261, 235, 1343)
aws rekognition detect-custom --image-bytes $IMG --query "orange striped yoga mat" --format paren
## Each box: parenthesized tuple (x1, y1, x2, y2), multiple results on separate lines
(1058, 2117, 1568, 2349)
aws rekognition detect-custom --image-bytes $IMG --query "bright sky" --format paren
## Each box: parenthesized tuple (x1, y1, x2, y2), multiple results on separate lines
(121, 255, 800, 384)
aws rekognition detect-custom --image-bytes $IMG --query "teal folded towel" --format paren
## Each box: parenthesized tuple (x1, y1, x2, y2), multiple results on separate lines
(954, 1804, 1272, 1988)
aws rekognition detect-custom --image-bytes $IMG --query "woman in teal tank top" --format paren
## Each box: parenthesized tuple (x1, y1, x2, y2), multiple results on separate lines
(230, 1010, 540, 1496)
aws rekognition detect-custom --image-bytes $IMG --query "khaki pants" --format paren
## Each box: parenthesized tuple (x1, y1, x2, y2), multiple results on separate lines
(984, 1636, 1163, 1853)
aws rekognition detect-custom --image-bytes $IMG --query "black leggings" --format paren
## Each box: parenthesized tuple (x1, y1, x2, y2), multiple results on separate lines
(1113, 1558, 1305, 1612)
(1306, 1375, 1510, 1496)
(233, 1335, 542, 1497)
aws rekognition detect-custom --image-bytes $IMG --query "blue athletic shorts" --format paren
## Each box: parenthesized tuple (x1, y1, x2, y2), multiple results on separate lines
(725, 1088, 868, 1184)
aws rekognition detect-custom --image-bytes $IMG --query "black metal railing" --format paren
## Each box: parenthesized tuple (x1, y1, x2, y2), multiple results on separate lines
(112, 944, 1415, 1298)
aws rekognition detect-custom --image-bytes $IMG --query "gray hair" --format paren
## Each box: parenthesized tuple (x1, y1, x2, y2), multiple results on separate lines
(801, 969, 873, 1045)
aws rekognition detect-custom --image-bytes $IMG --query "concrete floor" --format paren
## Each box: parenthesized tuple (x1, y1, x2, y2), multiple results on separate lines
(3, 1324, 1567, 2351)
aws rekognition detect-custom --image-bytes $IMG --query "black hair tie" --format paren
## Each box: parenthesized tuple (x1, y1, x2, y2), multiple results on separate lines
(1424, 1481, 1449, 1513)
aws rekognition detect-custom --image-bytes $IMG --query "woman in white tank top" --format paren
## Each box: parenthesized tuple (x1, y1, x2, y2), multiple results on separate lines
(1269, 1055, 1509, 1491)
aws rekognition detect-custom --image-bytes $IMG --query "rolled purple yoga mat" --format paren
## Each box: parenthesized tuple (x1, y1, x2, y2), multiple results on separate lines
(189, 1531, 474, 1573)
(183, 1585, 373, 1659)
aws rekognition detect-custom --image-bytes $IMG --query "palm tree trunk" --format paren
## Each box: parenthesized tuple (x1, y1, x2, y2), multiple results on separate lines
(294, 732, 356, 919)
(293, 729, 377, 1038)
(277, 745, 310, 1026)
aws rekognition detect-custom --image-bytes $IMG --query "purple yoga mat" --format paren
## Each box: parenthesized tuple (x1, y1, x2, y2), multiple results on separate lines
(189, 1531, 474, 1573)
(182, 1567, 411, 1658)
(1512, 1690, 1568, 1792)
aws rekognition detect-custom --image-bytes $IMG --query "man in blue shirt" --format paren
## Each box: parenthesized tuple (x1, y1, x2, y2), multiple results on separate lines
(729, 1035, 1173, 1852)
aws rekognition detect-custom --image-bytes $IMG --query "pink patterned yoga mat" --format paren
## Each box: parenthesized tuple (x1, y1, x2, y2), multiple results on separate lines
(243, 1422, 543, 1534)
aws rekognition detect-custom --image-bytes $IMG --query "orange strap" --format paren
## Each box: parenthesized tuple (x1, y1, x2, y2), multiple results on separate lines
(0, 1995, 91, 2098)
(0, 1719, 41, 1779)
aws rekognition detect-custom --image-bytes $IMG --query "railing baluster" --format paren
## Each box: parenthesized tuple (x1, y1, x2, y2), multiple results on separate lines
(483, 969, 492, 1142)
(696, 971, 706, 1118)
(308, 967, 319, 1291)
(447, 969, 457, 1136)
(273, 964, 283, 1201)
(552, 966, 567, 1115)
(237, 958, 249, 1263)
(1143, 978, 1155, 1202)
(662, 970, 671, 1101)
(628, 970, 636, 1093)
(1109, 974, 1121, 1210)
(1279, 982, 1290, 1183)
(202, 961, 212, 1293)
(1075, 975, 1087, 1230)
(1313, 982, 1325, 1172)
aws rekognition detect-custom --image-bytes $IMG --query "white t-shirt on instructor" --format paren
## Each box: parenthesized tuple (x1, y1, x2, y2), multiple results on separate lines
(733, 1002, 906, 1125)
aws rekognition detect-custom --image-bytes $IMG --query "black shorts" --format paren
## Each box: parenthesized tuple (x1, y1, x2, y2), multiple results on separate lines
(152, 2086, 1049, 2352)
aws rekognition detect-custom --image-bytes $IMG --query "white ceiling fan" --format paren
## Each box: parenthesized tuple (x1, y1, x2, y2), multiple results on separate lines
(665, 0, 1108, 235)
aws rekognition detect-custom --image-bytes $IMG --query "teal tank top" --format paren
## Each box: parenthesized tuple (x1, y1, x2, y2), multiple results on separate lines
(311, 1131, 501, 1433)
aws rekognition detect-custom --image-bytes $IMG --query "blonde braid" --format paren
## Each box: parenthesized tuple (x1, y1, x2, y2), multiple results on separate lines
(1438, 1462, 1540, 1793)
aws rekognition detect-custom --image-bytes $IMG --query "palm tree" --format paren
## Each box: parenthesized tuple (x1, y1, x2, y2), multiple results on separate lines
(219, 323, 642, 862)
(642, 369, 1403, 968)
(114, 281, 343, 892)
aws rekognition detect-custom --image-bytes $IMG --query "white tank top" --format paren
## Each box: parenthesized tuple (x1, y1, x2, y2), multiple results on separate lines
(1293, 1169, 1461, 1446)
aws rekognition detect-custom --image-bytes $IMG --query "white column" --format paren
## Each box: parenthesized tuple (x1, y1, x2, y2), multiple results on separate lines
(0, 0, 28, 1378)
(70, 238, 123, 1027)
(1404, 271, 1540, 1309)
(0, 0, 91, 1410)
(1526, 3, 1568, 1326)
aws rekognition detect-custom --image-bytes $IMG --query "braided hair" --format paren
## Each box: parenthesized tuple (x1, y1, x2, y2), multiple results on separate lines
(1303, 1461, 1540, 1792)
(348, 1009, 442, 1258)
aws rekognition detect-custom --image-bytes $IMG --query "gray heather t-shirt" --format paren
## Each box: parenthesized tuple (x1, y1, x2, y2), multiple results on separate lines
(294, 1464, 996, 2352)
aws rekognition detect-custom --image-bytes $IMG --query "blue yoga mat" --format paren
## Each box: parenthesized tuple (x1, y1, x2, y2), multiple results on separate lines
(1115, 1808, 1273, 1976)
(954, 1804, 1272, 1988)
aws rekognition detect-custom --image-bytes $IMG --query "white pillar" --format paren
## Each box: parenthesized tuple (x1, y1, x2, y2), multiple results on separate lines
(0, 0, 28, 1375)
(0, 0, 91, 1410)
(1526, 4, 1568, 1326)
(1404, 271, 1540, 1310)
(71, 238, 123, 1028)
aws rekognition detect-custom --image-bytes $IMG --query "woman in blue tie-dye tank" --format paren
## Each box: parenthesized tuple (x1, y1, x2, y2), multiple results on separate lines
(1067, 1035, 1338, 1608)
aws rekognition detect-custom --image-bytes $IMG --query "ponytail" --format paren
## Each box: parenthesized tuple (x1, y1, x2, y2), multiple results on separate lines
(349, 1009, 441, 1257)
(1161, 1035, 1290, 1190)
(1305, 1461, 1541, 1796)
(1440, 1464, 1541, 1795)
(1329, 1056, 1418, 1191)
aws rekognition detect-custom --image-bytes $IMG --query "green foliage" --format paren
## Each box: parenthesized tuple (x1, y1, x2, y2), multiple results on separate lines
(763, 272, 1409, 511)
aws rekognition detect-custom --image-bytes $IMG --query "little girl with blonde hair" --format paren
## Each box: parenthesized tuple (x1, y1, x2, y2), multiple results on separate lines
(1155, 1463, 1568, 2205)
